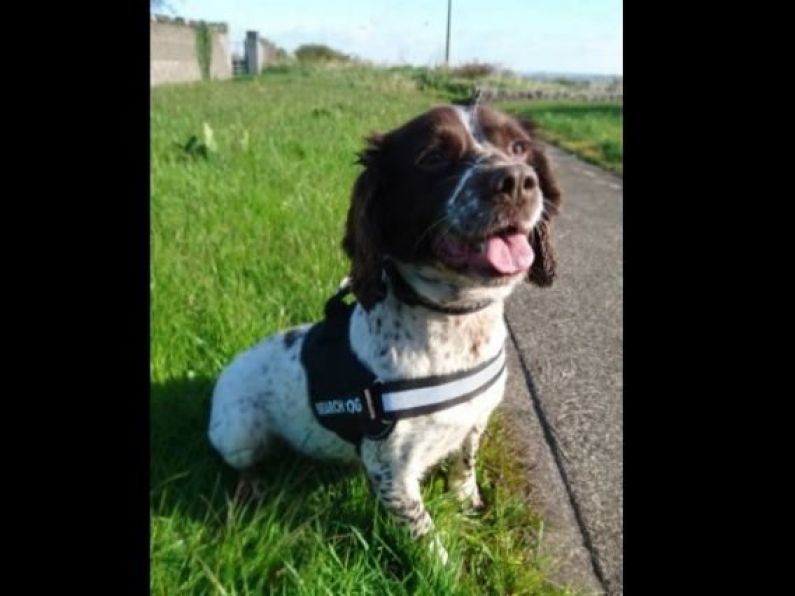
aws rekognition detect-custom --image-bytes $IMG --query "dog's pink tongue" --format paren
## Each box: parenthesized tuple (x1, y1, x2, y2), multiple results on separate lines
(482, 233, 534, 274)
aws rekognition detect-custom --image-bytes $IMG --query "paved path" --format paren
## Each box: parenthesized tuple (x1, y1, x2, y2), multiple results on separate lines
(501, 146, 622, 595)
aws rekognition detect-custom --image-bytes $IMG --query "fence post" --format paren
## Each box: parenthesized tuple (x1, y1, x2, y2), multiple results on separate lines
(245, 31, 260, 75)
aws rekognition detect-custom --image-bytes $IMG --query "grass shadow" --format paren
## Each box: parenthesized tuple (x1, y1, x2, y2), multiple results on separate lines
(150, 374, 365, 526)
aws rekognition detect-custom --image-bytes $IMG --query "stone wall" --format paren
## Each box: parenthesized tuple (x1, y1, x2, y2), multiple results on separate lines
(150, 15, 231, 86)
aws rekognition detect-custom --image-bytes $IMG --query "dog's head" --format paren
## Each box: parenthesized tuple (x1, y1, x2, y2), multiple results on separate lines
(343, 104, 562, 310)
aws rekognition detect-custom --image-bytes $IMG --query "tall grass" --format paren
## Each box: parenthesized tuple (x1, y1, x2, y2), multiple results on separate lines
(500, 101, 623, 175)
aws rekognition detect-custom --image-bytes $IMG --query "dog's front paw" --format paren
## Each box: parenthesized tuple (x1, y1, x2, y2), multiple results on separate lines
(458, 488, 485, 511)
(451, 479, 485, 511)
(427, 533, 449, 566)
(233, 471, 266, 503)
(468, 487, 485, 511)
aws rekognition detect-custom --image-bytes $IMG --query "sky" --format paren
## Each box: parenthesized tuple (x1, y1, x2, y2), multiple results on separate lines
(156, 0, 622, 76)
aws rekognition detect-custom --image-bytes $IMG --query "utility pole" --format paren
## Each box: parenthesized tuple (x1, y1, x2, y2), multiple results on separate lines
(445, 0, 452, 67)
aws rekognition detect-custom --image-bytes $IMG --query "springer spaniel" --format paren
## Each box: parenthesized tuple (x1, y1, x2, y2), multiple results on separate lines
(208, 103, 561, 563)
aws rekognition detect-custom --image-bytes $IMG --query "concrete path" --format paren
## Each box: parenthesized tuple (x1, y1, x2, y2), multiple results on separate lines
(501, 146, 622, 595)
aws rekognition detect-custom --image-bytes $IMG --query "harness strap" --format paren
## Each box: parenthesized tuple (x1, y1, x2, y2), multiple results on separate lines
(373, 348, 506, 420)
(304, 284, 506, 447)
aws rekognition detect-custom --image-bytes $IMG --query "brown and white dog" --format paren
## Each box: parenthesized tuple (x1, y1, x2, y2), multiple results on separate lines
(208, 103, 561, 563)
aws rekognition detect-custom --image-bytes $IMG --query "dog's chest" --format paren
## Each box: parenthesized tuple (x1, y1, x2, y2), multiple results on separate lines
(349, 300, 507, 460)
(350, 299, 505, 374)
(392, 371, 506, 462)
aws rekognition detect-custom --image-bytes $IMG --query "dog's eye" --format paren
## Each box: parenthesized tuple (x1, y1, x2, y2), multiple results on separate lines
(510, 141, 529, 156)
(417, 148, 447, 168)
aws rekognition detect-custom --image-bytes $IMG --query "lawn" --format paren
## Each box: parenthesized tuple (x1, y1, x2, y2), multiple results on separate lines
(151, 66, 577, 595)
(499, 100, 623, 175)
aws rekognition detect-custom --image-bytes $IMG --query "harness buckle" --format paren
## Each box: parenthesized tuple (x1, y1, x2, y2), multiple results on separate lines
(362, 381, 382, 420)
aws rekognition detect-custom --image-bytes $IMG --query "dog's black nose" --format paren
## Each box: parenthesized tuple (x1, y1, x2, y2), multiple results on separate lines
(489, 164, 536, 202)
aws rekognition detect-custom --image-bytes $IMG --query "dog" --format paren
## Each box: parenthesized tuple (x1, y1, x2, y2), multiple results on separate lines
(208, 103, 561, 563)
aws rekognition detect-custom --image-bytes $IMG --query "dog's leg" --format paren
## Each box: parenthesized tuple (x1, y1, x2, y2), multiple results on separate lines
(448, 423, 486, 510)
(362, 448, 449, 564)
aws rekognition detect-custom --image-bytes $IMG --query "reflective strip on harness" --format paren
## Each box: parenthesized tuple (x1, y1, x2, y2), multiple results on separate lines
(380, 348, 507, 418)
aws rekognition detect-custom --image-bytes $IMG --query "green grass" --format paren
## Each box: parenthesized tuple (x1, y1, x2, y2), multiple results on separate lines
(152, 66, 577, 595)
(499, 100, 623, 175)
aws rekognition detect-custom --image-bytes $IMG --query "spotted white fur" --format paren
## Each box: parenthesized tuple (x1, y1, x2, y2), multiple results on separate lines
(445, 158, 482, 210)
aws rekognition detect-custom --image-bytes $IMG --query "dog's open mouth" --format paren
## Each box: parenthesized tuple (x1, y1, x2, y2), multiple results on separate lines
(434, 224, 534, 277)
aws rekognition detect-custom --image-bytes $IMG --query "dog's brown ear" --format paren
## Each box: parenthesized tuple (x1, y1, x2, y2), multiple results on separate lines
(342, 134, 385, 309)
(528, 219, 556, 286)
(519, 118, 562, 287)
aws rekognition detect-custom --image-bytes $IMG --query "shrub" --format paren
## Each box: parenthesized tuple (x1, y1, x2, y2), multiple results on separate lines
(195, 21, 212, 80)
(294, 44, 351, 63)
(411, 68, 474, 102)
(450, 61, 497, 79)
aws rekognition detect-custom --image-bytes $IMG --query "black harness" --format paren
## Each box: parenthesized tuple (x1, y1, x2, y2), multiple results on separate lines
(300, 284, 507, 448)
